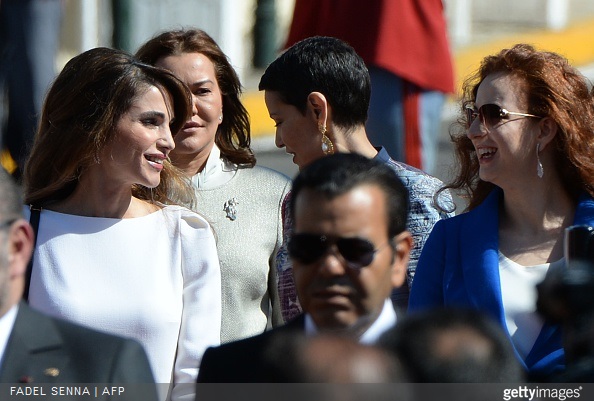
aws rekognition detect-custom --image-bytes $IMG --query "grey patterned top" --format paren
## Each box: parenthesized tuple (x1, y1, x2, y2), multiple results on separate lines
(276, 147, 454, 321)
(194, 165, 291, 343)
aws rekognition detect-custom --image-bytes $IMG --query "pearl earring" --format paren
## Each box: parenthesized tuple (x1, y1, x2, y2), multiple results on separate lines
(536, 143, 544, 178)
(319, 124, 334, 155)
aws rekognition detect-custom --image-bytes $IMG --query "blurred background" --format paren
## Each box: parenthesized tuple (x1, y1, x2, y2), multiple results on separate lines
(3, 0, 594, 188)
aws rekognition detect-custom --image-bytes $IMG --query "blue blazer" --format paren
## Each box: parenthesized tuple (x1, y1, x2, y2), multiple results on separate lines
(409, 189, 594, 377)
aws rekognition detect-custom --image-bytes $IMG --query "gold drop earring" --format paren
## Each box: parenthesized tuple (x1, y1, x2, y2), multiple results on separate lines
(319, 123, 334, 155)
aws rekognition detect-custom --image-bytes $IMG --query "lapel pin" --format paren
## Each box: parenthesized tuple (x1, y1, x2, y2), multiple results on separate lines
(223, 198, 239, 221)
(44, 368, 60, 377)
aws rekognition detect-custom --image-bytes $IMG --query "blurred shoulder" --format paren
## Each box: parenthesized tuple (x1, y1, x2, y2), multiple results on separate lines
(23, 303, 142, 352)
(385, 159, 445, 188)
(384, 159, 455, 216)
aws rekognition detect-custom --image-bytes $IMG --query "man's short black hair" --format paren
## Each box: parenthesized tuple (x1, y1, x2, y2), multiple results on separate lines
(379, 307, 525, 382)
(290, 152, 408, 239)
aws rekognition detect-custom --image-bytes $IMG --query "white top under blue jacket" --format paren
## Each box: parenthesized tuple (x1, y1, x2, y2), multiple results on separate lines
(409, 188, 594, 376)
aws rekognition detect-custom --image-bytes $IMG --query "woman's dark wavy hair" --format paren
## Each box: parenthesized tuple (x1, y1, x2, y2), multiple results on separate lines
(443, 43, 594, 212)
(136, 28, 255, 167)
(23, 47, 194, 207)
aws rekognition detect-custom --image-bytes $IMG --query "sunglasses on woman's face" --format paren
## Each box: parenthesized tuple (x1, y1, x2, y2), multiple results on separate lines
(288, 233, 388, 270)
(465, 103, 541, 130)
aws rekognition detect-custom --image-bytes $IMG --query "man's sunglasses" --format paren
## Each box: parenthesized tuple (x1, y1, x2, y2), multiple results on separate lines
(287, 233, 388, 270)
(465, 103, 541, 129)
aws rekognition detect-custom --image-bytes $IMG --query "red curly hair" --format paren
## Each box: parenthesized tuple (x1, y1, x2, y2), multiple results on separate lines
(441, 43, 594, 212)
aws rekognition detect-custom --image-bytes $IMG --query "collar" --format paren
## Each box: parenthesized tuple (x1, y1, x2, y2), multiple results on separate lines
(304, 299, 397, 344)
(192, 144, 237, 189)
(373, 147, 391, 164)
(0, 304, 19, 365)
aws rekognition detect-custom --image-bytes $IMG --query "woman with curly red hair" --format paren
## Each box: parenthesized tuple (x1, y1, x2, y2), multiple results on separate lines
(409, 43, 594, 378)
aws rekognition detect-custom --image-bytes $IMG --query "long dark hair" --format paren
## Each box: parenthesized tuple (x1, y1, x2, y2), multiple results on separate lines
(24, 47, 195, 207)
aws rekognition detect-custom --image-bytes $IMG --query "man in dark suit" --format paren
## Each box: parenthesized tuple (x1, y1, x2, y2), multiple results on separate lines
(0, 167, 157, 399)
(197, 153, 412, 382)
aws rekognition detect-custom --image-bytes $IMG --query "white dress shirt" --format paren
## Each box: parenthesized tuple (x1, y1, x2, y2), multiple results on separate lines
(191, 145, 237, 189)
(0, 304, 18, 366)
(304, 299, 397, 344)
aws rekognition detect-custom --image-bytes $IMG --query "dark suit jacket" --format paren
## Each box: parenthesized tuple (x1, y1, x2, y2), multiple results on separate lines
(197, 315, 306, 383)
(0, 302, 158, 399)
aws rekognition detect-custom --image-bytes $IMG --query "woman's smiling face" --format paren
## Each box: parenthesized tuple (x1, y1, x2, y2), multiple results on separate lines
(467, 72, 541, 188)
(99, 85, 175, 189)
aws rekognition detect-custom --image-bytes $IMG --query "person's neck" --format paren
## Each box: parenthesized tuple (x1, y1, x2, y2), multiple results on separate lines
(171, 151, 210, 177)
(498, 176, 575, 263)
(313, 310, 381, 340)
(333, 126, 378, 159)
(0, 295, 18, 321)
(500, 175, 574, 234)
(48, 174, 157, 219)
(317, 322, 371, 340)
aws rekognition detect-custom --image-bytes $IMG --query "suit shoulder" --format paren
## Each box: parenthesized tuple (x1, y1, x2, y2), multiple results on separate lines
(8, 305, 154, 385)
(431, 207, 475, 234)
(204, 316, 304, 359)
(51, 316, 136, 349)
(16, 305, 117, 345)
(199, 320, 304, 382)
(198, 331, 272, 383)
(205, 328, 273, 356)
(52, 316, 155, 379)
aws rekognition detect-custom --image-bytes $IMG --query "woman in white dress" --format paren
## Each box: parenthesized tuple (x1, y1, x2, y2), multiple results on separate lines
(137, 29, 290, 343)
(22, 47, 222, 400)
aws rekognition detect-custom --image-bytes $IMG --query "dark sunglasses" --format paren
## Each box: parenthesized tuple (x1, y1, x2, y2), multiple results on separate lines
(288, 233, 387, 270)
(465, 103, 541, 129)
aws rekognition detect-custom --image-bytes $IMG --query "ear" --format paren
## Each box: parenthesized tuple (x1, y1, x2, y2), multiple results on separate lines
(536, 117, 558, 151)
(6, 220, 34, 280)
(390, 231, 413, 288)
(306, 92, 329, 127)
